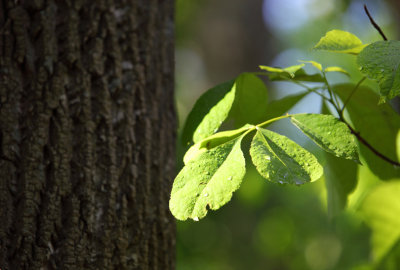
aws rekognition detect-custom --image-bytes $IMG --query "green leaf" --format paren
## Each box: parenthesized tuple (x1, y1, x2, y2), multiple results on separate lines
(291, 114, 359, 162)
(249, 128, 323, 185)
(324, 66, 350, 76)
(397, 131, 400, 161)
(260, 64, 305, 78)
(313, 30, 367, 55)
(231, 73, 268, 127)
(289, 69, 325, 82)
(324, 153, 358, 217)
(170, 135, 246, 221)
(260, 64, 325, 82)
(321, 102, 358, 217)
(357, 41, 400, 100)
(361, 181, 400, 262)
(263, 92, 308, 121)
(334, 84, 400, 179)
(181, 80, 235, 146)
(300, 60, 323, 71)
(183, 125, 253, 164)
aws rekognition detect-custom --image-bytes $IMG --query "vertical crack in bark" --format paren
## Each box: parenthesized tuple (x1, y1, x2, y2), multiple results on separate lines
(12, 2, 58, 267)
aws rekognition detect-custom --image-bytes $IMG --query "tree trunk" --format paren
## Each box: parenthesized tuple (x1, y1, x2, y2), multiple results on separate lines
(0, 0, 176, 269)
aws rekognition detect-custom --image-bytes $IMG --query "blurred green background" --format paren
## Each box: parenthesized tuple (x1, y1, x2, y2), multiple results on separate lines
(174, 1, 400, 269)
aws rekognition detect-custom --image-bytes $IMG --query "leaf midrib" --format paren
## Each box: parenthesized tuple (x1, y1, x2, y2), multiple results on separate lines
(191, 137, 242, 216)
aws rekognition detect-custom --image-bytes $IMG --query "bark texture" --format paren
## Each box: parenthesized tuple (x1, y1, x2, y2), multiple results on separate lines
(0, 0, 176, 269)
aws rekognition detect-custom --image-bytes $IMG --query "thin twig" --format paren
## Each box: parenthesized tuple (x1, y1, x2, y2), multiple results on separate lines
(340, 77, 366, 114)
(364, 4, 388, 41)
(323, 74, 399, 167)
(345, 123, 400, 167)
(322, 73, 342, 112)
(292, 81, 329, 100)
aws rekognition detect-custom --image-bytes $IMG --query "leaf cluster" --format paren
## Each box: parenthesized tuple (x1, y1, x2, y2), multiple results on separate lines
(171, 28, 400, 265)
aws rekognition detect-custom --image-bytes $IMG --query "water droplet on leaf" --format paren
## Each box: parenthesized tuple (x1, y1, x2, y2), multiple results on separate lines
(265, 156, 271, 161)
(193, 217, 199, 221)
(204, 193, 209, 197)
(227, 176, 233, 180)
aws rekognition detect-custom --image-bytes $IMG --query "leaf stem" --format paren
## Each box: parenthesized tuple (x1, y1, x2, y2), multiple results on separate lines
(364, 4, 388, 41)
(322, 72, 341, 112)
(256, 64, 399, 167)
(256, 114, 293, 129)
(340, 77, 366, 116)
(292, 81, 328, 100)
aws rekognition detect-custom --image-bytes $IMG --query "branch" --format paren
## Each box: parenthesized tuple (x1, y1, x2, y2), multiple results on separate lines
(345, 122, 400, 167)
(364, 4, 388, 41)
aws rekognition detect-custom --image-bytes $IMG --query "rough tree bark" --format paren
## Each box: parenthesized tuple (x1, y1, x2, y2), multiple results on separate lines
(0, 0, 176, 269)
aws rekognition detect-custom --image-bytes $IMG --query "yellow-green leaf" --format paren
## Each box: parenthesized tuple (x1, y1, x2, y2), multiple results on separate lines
(314, 30, 367, 55)
(324, 66, 350, 76)
(300, 60, 323, 71)
(259, 64, 324, 82)
(183, 125, 252, 164)
(291, 114, 359, 162)
(249, 128, 323, 185)
(170, 135, 246, 221)
(259, 64, 305, 78)
(181, 80, 235, 146)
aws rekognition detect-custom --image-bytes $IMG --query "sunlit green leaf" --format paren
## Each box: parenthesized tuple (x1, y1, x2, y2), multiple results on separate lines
(170, 135, 246, 221)
(290, 69, 325, 82)
(231, 73, 268, 127)
(300, 60, 323, 71)
(260, 64, 325, 82)
(291, 114, 359, 162)
(334, 84, 400, 179)
(361, 181, 400, 261)
(324, 66, 350, 76)
(357, 41, 400, 100)
(181, 80, 235, 146)
(183, 125, 253, 164)
(263, 92, 308, 121)
(249, 128, 323, 185)
(320, 102, 358, 216)
(259, 64, 305, 78)
(314, 30, 367, 55)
